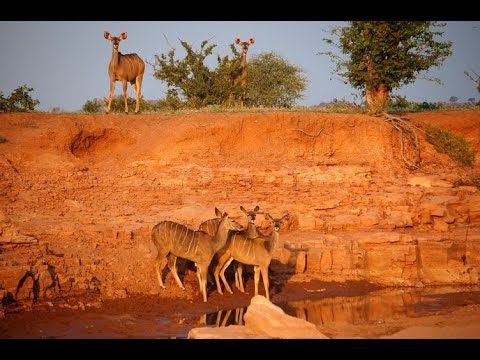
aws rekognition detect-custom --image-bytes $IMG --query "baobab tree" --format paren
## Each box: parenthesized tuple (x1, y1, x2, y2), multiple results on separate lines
(321, 22, 452, 114)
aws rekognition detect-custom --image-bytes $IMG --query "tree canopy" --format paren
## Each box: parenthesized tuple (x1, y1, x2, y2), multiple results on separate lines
(152, 39, 307, 109)
(246, 52, 307, 108)
(322, 21, 452, 113)
(152, 39, 241, 108)
(0, 85, 40, 112)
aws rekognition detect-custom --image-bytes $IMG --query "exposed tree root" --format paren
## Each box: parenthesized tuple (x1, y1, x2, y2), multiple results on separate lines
(382, 113, 422, 170)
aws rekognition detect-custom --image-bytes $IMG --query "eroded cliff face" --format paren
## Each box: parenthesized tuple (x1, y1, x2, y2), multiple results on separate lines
(1, 111, 479, 304)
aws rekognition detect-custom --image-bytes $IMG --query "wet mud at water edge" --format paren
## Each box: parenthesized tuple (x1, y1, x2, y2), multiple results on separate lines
(1, 280, 480, 339)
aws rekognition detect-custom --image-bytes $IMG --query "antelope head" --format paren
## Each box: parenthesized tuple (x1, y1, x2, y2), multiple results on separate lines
(235, 37, 255, 53)
(240, 205, 260, 225)
(265, 213, 290, 232)
(104, 31, 127, 50)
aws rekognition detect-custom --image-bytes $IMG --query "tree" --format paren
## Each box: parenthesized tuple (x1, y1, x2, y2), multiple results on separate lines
(246, 52, 307, 108)
(321, 22, 452, 114)
(152, 39, 241, 109)
(0, 85, 40, 112)
(449, 96, 458, 103)
(152, 39, 307, 109)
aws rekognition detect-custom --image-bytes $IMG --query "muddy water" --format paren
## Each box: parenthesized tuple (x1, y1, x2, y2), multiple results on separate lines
(2, 285, 480, 338)
(203, 286, 480, 331)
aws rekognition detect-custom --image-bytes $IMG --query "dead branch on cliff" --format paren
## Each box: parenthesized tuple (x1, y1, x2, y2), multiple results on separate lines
(289, 127, 324, 160)
(383, 113, 421, 170)
(289, 128, 324, 137)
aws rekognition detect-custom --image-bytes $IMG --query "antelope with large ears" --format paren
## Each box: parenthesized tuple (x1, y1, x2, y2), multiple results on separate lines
(104, 31, 145, 114)
(152, 208, 243, 302)
(228, 37, 255, 108)
(214, 212, 289, 301)
(234, 205, 261, 292)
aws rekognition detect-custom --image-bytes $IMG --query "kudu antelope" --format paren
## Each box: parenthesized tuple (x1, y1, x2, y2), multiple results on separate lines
(228, 37, 254, 108)
(198, 205, 261, 293)
(164, 211, 243, 289)
(152, 208, 243, 302)
(234, 205, 261, 292)
(104, 31, 145, 114)
(214, 213, 289, 301)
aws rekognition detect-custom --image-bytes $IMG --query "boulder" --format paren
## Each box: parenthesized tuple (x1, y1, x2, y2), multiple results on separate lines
(243, 295, 328, 339)
(187, 295, 329, 339)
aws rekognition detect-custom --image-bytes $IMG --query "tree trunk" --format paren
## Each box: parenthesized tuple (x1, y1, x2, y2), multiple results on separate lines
(365, 83, 389, 114)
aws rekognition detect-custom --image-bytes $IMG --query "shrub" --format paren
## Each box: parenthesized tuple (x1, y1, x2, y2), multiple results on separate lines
(82, 96, 159, 113)
(153, 39, 307, 109)
(246, 52, 307, 108)
(82, 98, 103, 113)
(0, 85, 40, 112)
(387, 95, 413, 111)
(157, 90, 183, 111)
(425, 126, 476, 167)
(0, 137, 8, 143)
(416, 102, 440, 111)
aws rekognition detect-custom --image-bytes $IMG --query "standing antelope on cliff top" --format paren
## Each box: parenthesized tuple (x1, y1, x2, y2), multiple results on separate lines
(214, 213, 289, 301)
(104, 31, 145, 114)
(152, 208, 243, 303)
(229, 37, 254, 108)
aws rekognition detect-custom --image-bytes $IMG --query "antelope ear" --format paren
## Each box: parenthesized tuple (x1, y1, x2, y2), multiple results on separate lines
(282, 213, 290, 222)
(235, 38, 241, 44)
(254, 205, 260, 213)
(215, 207, 222, 218)
(264, 213, 273, 221)
(121, 32, 128, 40)
(249, 37, 255, 44)
(240, 206, 247, 214)
(104, 31, 111, 40)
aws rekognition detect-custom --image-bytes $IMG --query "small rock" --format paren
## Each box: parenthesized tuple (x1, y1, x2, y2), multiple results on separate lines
(114, 289, 128, 298)
(295, 251, 306, 274)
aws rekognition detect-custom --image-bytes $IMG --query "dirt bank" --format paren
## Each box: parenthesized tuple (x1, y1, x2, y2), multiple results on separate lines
(1, 110, 480, 338)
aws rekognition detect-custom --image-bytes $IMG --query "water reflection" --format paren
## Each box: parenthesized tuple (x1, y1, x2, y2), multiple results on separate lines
(202, 307, 246, 327)
(202, 286, 480, 328)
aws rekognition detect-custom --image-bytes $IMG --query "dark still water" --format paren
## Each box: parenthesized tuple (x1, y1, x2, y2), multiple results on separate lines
(203, 285, 480, 329)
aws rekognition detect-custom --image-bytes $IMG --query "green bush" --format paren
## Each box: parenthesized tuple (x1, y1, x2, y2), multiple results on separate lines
(153, 39, 307, 109)
(246, 52, 307, 108)
(0, 137, 8, 143)
(82, 98, 103, 113)
(387, 96, 445, 112)
(0, 85, 40, 112)
(82, 96, 159, 113)
(156, 90, 183, 111)
(425, 126, 476, 167)
(416, 101, 440, 111)
(387, 95, 412, 111)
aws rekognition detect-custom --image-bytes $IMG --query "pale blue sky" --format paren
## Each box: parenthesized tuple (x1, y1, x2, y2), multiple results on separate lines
(0, 21, 479, 111)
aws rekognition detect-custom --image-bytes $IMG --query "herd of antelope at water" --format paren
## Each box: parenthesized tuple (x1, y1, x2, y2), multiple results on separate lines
(151, 206, 289, 302)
